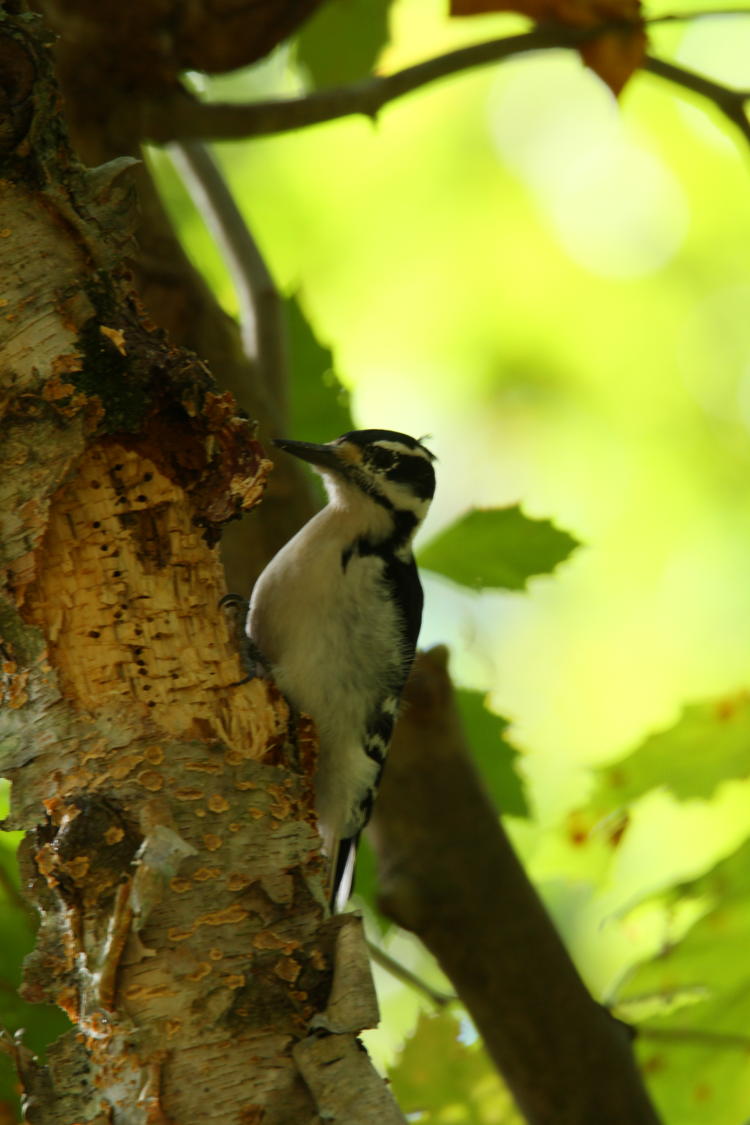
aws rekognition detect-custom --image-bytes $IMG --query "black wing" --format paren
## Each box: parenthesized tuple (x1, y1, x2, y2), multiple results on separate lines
(332, 551, 424, 910)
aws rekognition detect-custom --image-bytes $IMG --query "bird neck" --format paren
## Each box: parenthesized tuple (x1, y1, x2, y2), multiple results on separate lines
(324, 479, 418, 559)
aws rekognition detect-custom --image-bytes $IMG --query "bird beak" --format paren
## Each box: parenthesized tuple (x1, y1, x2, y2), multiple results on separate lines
(272, 438, 346, 474)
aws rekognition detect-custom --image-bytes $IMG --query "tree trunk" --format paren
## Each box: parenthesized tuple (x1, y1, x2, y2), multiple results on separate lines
(0, 12, 401, 1123)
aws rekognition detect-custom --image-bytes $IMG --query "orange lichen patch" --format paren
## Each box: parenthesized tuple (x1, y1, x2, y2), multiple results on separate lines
(202, 834, 222, 852)
(184, 760, 222, 774)
(273, 957, 300, 984)
(238, 1106, 266, 1125)
(1, 662, 29, 708)
(124, 983, 177, 1001)
(21, 442, 287, 756)
(81, 740, 108, 764)
(137, 770, 165, 791)
(227, 873, 254, 893)
(225, 750, 244, 766)
(62, 855, 91, 881)
(35, 842, 58, 881)
(169, 877, 192, 894)
(267, 786, 293, 820)
(222, 974, 245, 990)
(167, 926, 195, 943)
(108, 751, 146, 781)
(234, 780, 257, 791)
(144, 745, 165, 764)
(308, 948, 326, 972)
(105, 825, 125, 845)
(187, 962, 212, 982)
(56, 986, 79, 1020)
(209, 947, 224, 961)
(207, 794, 229, 813)
(251, 931, 300, 954)
(192, 867, 221, 882)
(173, 788, 204, 802)
(197, 904, 248, 928)
(248, 808, 265, 820)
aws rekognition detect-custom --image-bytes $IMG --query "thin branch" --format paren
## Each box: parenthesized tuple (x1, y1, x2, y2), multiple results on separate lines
(651, 7, 750, 22)
(143, 13, 750, 148)
(167, 140, 288, 417)
(637, 1026, 750, 1051)
(643, 55, 750, 144)
(142, 26, 580, 142)
(366, 940, 456, 1008)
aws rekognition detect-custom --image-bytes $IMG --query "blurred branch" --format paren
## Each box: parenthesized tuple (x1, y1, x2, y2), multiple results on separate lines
(143, 14, 750, 151)
(637, 1026, 750, 1051)
(643, 55, 750, 144)
(168, 140, 288, 418)
(144, 28, 563, 140)
(366, 940, 456, 1008)
(368, 647, 662, 1125)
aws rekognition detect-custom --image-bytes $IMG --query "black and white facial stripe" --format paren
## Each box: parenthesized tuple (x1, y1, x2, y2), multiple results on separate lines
(333, 430, 436, 546)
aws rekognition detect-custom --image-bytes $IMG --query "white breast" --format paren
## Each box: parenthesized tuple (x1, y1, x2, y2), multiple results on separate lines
(248, 505, 402, 843)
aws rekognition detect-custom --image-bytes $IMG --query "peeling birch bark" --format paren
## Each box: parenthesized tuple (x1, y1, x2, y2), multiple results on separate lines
(0, 14, 402, 1124)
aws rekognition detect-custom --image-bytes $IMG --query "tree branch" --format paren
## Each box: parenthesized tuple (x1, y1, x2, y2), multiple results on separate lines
(369, 647, 662, 1125)
(637, 1026, 750, 1051)
(141, 27, 588, 142)
(142, 13, 750, 148)
(643, 55, 750, 144)
(167, 140, 289, 417)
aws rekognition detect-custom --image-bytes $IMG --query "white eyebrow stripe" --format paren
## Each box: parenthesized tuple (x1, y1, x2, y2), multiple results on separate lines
(373, 440, 433, 461)
(376, 476, 431, 517)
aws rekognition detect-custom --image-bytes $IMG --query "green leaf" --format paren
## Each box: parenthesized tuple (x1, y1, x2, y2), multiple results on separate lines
(596, 693, 750, 807)
(418, 506, 579, 591)
(295, 0, 394, 90)
(389, 1010, 523, 1124)
(0, 834, 70, 1116)
(285, 293, 353, 446)
(456, 690, 529, 817)
(615, 836, 750, 1125)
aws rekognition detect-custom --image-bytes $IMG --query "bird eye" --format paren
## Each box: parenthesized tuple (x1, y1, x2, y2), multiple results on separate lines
(368, 447, 396, 469)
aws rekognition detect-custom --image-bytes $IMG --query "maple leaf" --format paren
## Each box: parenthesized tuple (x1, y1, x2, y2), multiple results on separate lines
(450, 0, 646, 97)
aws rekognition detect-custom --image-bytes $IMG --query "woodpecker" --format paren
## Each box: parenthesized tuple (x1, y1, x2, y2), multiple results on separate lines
(246, 429, 436, 908)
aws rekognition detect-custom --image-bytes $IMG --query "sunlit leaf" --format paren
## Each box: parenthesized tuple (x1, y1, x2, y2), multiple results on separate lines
(456, 689, 529, 817)
(418, 506, 579, 591)
(295, 0, 395, 90)
(389, 1010, 524, 1123)
(450, 0, 646, 95)
(596, 693, 750, 807)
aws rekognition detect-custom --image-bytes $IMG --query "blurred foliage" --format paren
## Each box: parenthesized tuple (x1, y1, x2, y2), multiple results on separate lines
(0, 815, 71, 1116)
(618, 837, 750, 1125)
(389, 1010, 525, 1124)
(295, 0, 395, 88)
(593, 692, 750, 806)
(285, 292, 353, 443)
(455, 689, 529, 817)
(418, 505, 579, 591)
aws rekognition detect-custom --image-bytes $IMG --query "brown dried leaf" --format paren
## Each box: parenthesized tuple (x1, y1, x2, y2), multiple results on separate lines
(450, 0, 646, 96)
